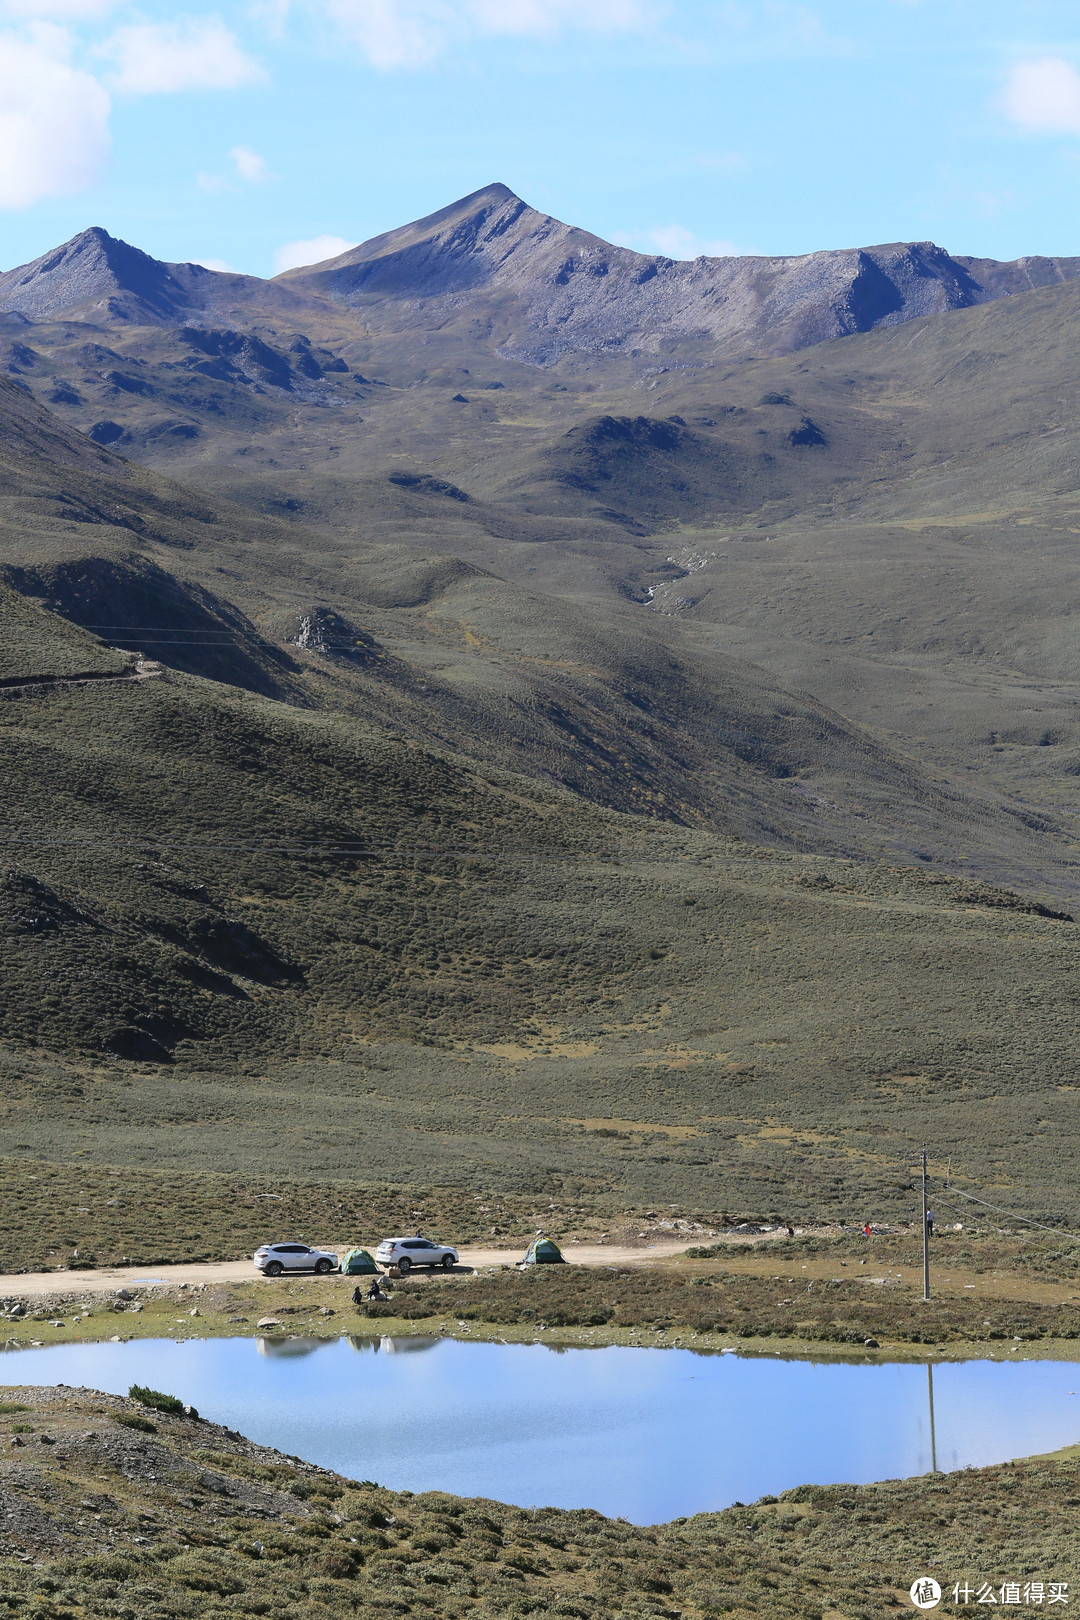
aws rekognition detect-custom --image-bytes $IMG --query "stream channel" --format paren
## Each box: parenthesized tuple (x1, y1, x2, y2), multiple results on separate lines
(3, 1337, 1079, 1524)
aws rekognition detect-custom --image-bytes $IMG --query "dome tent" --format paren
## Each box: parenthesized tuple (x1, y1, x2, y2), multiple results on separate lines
(340, 1247, 380, 1275)
(521, 1237, 565, 1266)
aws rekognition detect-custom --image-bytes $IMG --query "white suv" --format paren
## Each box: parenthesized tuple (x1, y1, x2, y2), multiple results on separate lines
(376, 1237, 458, 1274)
(254, 1242, 339, 1276)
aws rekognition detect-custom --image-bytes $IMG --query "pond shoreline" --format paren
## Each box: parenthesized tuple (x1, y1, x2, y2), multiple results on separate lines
(3, 1293, 1080, 1365)
(7, 1253, 1080, 1364)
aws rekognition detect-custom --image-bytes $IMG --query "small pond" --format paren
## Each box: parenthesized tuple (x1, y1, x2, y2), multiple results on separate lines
(3, 1336, 1078, 1524)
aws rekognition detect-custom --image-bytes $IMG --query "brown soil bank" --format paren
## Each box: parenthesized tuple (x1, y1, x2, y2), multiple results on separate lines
(0, 1385, 1076, 1618)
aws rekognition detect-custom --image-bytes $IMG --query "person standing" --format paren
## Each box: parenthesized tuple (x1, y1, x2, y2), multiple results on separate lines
(925, 1209, 934, 1239)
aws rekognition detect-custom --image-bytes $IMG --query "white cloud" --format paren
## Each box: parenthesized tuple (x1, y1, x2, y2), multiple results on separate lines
(318, 0, 650, 69)
(196, 145, 272, 192)
(274, 233, 357, 272)
(248, 0, 290, 38)
(192, 256, 234, 271)
(0, 25, 110, 207)
(1, 0, 117, 16)
(103, 16, 263, 94)
(467, 0, 647, 33)
(320, 0, 448, 69)
(230, 143, 268, 181)
(1002, 56, 1080, 137)
(613, 225, 743, 260)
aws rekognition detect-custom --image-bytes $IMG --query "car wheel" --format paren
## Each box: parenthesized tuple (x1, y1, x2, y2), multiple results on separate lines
(265, 1262, 283, 1277)
(442, 1254, 455, 1269)
(397, 1256, 411, 1274)
(314, 1258, 333, 1275)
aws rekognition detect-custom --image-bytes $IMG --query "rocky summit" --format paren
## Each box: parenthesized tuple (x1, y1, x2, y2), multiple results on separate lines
(278, 181, 1080, 359)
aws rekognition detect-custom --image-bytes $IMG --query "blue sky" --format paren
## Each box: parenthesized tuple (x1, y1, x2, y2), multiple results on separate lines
(4, 1, 1080, 276)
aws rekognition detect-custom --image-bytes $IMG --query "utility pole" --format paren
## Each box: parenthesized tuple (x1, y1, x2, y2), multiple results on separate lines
(921, 1148, 931, 1302)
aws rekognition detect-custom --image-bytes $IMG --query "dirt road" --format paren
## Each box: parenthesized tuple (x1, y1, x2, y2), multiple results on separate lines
(0, 1239, 698, 1298)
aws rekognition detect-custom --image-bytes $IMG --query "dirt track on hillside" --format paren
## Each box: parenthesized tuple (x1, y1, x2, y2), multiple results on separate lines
(0, 1239, 705, 1298)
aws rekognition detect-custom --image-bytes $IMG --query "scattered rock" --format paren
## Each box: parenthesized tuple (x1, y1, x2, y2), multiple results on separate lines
(257, 1318, 281, 1330)
(87, 419, 125, 445)
(290, 606, 382, 663)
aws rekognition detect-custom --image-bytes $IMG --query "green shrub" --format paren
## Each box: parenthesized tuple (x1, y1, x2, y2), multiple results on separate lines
(129, 1385, 184, 1415)
(685, 1242, 757, 1258)
(115, 1414, 157, 1434)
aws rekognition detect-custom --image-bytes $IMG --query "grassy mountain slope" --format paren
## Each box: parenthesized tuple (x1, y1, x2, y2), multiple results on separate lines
(625, 275, 1080, 837)
(4, 630, 1080, 1221)
(4, 1384, 1078, 1620)
(8, 227, 1080, 1227)
(4, 371, 1062, 897)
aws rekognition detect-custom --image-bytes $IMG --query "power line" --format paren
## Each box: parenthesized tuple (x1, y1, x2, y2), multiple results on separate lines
(921, 1147, 930, 1300)
(937, 1186, 1080, 1242)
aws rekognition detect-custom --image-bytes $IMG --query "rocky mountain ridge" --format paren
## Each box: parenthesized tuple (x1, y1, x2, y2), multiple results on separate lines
(5, 184, 1080, 363)
(0, 226, 330, 329)
(284, 182, 1080, 361)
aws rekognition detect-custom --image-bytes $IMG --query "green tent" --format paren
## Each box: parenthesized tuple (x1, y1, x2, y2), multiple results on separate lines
(521, 1237, 565, 1266)
(340, 1247, 380, 1275)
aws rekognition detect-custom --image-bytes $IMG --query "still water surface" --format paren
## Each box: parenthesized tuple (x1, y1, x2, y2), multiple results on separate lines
(3, 1336, 1078, 1524)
